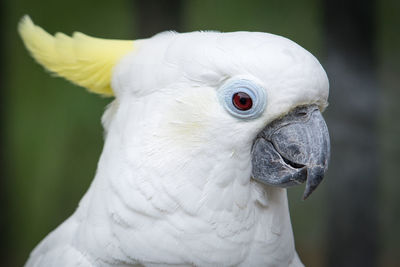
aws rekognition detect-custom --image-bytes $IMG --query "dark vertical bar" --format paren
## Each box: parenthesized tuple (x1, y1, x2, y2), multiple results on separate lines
(323, 0, 379, 266)
(133, 0, 183, 38)
(0, 0, 9, 265)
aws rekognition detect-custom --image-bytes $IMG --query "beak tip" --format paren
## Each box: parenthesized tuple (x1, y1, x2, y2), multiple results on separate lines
(302, 186, 312, 200)
(302, 190, 312, 200)
(302, 167, 325, 200)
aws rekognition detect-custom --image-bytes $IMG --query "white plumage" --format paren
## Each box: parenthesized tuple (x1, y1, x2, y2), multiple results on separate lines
(21, 20, 329, 267)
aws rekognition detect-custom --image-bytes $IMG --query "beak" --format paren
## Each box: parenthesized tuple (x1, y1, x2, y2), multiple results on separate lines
(251, 105, 330, 199)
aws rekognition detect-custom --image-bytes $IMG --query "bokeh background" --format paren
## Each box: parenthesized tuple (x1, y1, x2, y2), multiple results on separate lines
(1, 0, 399, 266)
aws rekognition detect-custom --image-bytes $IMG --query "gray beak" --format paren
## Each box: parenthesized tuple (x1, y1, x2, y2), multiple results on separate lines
(251, 105, 330, 199)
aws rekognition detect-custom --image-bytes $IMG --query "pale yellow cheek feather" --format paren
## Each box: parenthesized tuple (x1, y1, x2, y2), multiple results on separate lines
(163, 88, 219, 144)
(18, 16, 134, 96)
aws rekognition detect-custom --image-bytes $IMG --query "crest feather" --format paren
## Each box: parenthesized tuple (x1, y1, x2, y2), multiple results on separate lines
(18, 15, 134, 96)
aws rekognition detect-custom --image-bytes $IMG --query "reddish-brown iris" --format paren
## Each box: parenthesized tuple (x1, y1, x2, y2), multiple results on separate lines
(232, 92, 253, 111)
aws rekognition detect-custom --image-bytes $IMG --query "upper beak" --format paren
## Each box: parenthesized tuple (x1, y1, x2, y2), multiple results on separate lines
(251, 105, 330, 199)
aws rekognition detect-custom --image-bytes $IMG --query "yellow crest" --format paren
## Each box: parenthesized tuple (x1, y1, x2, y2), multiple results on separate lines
(18, 16, 134, 96)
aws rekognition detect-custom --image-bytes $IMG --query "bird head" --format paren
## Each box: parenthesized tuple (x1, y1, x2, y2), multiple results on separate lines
(19, 17, 329, 203)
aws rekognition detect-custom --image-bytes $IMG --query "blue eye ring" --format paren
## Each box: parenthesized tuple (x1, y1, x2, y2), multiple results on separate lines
(217, 79, 267, 120)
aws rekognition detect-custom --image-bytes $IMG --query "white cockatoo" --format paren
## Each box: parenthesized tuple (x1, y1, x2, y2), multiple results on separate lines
(19, 15, 330, 267)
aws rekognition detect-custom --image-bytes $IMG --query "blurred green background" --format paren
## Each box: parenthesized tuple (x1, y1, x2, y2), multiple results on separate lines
(1, 0, 399, 266)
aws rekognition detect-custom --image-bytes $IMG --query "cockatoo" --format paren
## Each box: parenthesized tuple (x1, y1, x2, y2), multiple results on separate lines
(19, 15, 330, 267)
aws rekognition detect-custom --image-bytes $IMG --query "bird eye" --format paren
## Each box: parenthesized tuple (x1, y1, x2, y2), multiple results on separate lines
(217, 79, 267, 119)
(232, 92, 253, 110)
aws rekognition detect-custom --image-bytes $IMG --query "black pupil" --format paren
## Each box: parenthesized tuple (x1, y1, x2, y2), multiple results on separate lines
(239, 97, 248, 105)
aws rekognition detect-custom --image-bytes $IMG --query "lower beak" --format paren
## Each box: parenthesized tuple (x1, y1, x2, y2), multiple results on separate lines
(251, 105, 330, 199)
